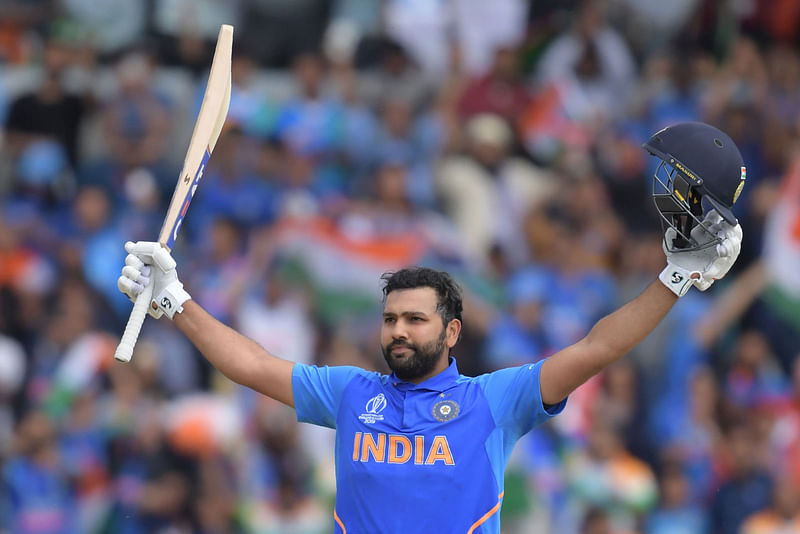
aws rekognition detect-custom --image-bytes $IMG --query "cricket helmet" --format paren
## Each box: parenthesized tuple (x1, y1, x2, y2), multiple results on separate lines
(643, 121, 746, 251)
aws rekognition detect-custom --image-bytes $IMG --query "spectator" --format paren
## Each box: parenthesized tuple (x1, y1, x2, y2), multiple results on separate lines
(1, 410, 77, 533)
(535, 0, 637, 122)
(57, 186, 128, 318)
(0, 333, 26, 456)
(383, 0, 451, 78)
(710, 421, 774, 534)
(458, 45, 531, 122)
(565, 414, 658, 533)
(740, 472, 800, 534)
(767, 357, 800, 491)
(645, 461, 709, 534)
(60, 0, 147, 59)
(723, 329, 789, 411)
(185, 217, 248, 324)
(236, 266, 316, 367)
(4, 37, 87, 167)
(361, 97, 442, 207)
(663, 366, 726, 503)
(356, 38, 432, 113)
(187, 126, 279, 238)
(82, 51, 173, 203)
(452, 0, 529, 77)
(437, 113, 555, 265)
(484, 267, 549, 369)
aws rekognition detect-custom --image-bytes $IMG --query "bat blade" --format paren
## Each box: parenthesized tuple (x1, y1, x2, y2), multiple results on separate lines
(114, 24, 233, 363)
(160, 24, 233, 251)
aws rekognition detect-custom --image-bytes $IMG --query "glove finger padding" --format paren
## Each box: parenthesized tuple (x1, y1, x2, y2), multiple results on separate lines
(118, 275, 141, 301)
(125, 241, 176, 272)
(707, 223, 742, 280)
(123, 254, 150, 284)
(121, 266, 149, 293)
(119, 253, 151, 302)
(124, 253, 150, 273)
(691, 221, 743, 290)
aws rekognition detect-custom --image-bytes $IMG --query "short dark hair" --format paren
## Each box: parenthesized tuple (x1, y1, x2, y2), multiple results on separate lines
(380, 267, 463, 327)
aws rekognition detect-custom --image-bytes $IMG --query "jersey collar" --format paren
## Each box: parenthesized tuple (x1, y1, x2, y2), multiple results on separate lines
(390, 357, 460, 392)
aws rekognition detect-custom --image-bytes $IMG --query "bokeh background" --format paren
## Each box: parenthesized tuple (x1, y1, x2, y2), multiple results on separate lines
(1, 0, 799, 533)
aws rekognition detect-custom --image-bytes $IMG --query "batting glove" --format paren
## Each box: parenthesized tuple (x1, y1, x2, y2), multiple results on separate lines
(117, 241, 192, 320)
(660, 210, 743, 297)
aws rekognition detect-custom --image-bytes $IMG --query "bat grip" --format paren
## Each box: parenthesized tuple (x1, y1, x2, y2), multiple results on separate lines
(114, 280, 154, 362)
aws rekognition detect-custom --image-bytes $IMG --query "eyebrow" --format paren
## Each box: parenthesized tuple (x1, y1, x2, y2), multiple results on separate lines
(382, 311, 429, 318)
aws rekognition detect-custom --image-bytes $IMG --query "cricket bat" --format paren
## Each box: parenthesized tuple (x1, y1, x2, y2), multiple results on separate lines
(114, 24, 233, 362)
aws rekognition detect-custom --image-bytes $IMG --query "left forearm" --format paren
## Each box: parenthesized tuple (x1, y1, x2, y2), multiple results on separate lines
(586, 280, 677, 363)
(540, 281, 677, 404)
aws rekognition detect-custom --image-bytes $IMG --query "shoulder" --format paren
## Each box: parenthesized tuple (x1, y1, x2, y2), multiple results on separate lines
(468, 362, 544, 390)
(293, 363, 386, 385)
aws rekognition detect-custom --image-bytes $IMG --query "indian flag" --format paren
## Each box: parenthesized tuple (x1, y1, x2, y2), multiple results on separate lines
(763, 158, 800, 329)
(271, 217, 430, 324)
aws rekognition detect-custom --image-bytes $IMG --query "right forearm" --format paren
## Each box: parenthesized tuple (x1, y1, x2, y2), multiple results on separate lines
(173, 300, 295, 406)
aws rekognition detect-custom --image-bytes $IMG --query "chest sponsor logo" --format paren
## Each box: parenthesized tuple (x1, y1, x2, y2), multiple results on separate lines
(352, 432, 455, 465)
(359, 393, 387, 424)
(432, 400, 459, 422)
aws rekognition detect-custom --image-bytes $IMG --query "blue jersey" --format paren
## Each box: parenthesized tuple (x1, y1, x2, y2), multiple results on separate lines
(292, 358, 566, 533)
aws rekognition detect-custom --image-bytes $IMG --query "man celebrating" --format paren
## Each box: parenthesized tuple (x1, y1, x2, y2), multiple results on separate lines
(117, 122, 745, 533)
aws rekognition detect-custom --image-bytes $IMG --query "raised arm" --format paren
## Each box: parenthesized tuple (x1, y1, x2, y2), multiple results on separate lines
(539, 211, 743, 405)
(174, 301, 295, 406)
(540, 281, 675, 405)
(117, 241, 295, 407)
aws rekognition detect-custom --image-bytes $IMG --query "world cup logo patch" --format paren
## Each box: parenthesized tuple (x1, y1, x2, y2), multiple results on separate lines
(359, 394, 387, 424)
(432, 400, 459, 422)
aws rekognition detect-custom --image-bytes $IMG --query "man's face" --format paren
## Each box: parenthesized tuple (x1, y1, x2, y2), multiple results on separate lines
(381, 287, 452, 381)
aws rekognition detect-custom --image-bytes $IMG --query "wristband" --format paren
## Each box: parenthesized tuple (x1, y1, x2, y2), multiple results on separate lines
(152, 281, 192, 320)
(659, 264, 700, 298)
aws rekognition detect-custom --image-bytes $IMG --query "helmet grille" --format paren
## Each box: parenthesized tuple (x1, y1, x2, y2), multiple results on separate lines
(652, 160, 721, 252)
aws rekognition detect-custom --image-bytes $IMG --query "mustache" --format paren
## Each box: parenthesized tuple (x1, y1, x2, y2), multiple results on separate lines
(388, 340, 415, 350)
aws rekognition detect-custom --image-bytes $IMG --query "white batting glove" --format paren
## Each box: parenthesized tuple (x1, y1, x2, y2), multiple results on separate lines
(659, 210, 743, 297)
(117, 241, 192, 320)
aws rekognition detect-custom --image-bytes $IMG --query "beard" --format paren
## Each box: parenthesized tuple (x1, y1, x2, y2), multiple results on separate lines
(382, 328, 447, 381)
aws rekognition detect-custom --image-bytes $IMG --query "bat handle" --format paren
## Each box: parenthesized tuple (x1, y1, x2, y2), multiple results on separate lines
(114, 280, 154, 362)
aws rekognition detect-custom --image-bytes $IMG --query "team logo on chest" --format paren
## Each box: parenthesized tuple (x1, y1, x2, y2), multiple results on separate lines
(359, 393, 387, 424)
(432, 400, 460, 422)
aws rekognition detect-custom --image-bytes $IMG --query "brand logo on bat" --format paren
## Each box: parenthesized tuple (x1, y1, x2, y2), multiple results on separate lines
(171, 149, 211, 245)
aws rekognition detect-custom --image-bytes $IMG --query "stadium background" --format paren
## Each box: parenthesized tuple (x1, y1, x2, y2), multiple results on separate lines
(1, 0, 799, 532)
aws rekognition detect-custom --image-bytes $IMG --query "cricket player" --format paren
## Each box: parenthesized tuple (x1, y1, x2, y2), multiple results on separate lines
(117, 122, 746, 533)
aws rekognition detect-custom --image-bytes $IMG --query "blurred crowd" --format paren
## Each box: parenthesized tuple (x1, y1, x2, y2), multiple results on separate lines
(1, 0, 800, 533)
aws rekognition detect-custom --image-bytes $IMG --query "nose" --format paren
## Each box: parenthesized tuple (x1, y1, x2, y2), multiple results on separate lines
(388, 320, 409, 343)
